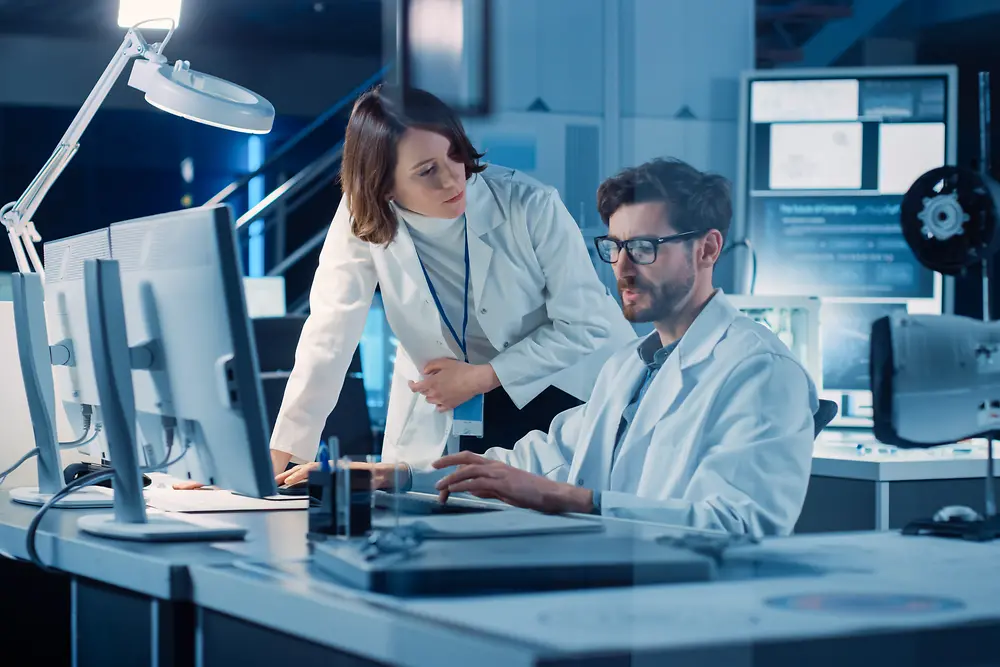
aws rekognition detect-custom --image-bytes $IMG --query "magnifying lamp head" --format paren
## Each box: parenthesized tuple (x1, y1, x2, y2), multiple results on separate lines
(127, 59, 274, 134)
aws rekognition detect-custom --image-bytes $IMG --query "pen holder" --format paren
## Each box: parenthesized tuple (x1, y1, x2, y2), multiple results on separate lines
(307, 463, 372, 539)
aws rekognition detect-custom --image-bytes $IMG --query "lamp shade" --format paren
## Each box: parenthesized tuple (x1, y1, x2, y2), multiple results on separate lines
(128, 59, 274, 134)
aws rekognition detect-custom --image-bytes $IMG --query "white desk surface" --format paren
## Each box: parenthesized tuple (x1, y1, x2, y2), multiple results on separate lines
(812, 431, 1000, 481)
(190, 530, 1000, 666)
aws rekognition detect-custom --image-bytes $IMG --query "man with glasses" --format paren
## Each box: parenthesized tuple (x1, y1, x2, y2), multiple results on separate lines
(406, 158, 819, 536)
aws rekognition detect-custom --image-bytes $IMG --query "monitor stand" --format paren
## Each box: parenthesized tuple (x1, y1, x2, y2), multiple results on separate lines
(9, 272, 114, 509)
(10, 487, 113, 509)
(76, 259, 245, 542)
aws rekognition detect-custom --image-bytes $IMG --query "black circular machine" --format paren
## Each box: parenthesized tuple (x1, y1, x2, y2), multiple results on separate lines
(900, 165, 1000, 275)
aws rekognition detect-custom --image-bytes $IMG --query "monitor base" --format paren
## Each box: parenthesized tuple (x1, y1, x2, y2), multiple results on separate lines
(10, 486, 114, 508)
(77, 513, 246, 542)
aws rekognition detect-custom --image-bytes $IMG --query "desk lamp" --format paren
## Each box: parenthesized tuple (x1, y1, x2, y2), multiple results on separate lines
(2, 20, 274, 507)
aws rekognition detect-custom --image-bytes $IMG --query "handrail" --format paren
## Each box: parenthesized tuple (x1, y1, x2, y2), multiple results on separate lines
(267, 224, 331, 277)
(233, 142, 344, 230)
(206, 65, 389, 206)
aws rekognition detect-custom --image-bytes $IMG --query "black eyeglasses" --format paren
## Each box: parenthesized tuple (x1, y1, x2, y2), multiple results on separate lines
(593, 230, 705, 265)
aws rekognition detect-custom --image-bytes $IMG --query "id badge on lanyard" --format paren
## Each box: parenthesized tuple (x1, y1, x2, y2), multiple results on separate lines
(418, 224, 484, 438)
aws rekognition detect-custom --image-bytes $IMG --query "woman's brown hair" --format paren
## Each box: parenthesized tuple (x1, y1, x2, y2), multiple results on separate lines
(340, 85, 486, 245)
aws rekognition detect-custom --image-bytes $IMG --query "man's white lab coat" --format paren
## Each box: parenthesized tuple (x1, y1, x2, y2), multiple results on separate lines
(414, 292, 820, 536)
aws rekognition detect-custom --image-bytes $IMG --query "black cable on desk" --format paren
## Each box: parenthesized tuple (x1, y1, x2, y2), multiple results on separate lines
(26, 469, 115, 572)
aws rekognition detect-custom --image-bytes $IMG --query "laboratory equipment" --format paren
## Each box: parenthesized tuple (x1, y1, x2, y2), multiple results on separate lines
(735, 65, 959, 427)
(312, 513, 715, 596)
(870, 313, 1000, 540)
(869, 72, 1000, 541)
(727, 295, 821, 387)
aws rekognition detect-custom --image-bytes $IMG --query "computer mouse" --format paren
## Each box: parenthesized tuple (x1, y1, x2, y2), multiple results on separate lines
(64, 462, 152, 488)
(277, 479, 309, 495)
(932, 505, 982, 523)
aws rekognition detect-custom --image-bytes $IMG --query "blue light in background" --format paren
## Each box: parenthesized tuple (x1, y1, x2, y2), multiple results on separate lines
(247, 136, 265, 277)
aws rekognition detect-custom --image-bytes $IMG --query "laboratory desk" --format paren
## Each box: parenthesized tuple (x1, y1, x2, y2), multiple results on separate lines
(0, 491, 311, 667)
(189, 530, 1000, 667)
(797, 435, 1000, 533)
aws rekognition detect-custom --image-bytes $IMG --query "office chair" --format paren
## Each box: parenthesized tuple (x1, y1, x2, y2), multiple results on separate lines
(813, 399, 839, 438)
(253, 316, 375, 457)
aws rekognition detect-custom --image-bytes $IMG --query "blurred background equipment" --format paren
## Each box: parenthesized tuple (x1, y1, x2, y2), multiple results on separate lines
(388, 0, 491, 116)
(870, 72, 1000, 541)
(736, 65, 959, 428)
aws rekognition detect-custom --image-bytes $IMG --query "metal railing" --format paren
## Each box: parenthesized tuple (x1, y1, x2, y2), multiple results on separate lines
(204, 66, 389, 312)
(206, 65, 389, 208)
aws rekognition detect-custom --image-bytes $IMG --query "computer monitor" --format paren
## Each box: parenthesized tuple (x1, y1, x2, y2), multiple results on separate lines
(76, 204, 275, 541)
(44, 228, 114, 462)
(6, 270, 113, 508)
(3, 230, 116, 507)
(734, 66, 958, 425)
(110, 205, 275, 493)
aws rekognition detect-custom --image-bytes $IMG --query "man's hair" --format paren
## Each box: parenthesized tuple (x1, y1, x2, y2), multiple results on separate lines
(596, 158, 732, 243)
(340, 85, 486, 245)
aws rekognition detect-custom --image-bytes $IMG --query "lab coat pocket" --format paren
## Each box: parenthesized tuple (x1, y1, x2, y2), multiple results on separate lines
(382, 366, 419, 460)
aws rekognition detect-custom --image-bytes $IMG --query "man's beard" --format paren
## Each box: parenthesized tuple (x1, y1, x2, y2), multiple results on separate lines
(618, 270, 695, 323)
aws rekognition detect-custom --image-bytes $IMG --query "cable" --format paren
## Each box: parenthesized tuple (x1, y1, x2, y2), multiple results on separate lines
(60, 423, 101, 450)
(721, 237, 757, 294)
(26, 469, 115, 572)
(58, 407, 100, 448)
(0, 409, 100, 486)
(139, 422, 190, 472)
(0, 448, 39, 487)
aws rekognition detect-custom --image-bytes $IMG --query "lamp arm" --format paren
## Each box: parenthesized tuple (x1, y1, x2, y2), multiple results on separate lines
(1, 27, 161, 276)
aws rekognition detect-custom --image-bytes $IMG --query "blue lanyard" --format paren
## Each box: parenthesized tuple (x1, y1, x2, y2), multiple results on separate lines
(417, 225, 470, 362)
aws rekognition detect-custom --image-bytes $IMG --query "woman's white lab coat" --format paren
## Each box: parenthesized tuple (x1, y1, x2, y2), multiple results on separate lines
(271, 165, 636, 466)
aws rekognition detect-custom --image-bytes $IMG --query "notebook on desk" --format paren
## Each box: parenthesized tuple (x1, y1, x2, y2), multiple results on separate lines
(143, 487, 308, 512)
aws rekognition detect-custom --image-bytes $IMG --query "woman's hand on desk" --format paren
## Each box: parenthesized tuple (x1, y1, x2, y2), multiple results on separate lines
(275, 461, 410, 490)
(432, 451, 593, 514)
(408, 359, 499, 411)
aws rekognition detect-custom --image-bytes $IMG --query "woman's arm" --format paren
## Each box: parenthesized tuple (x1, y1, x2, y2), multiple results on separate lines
(269, 195, 378, 470)
(489, 186, 626, 407)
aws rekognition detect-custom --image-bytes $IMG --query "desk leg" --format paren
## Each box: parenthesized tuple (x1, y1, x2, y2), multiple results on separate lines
(875, 482, 890, 531)
(72, 577, 194, 667)
(0, 556, 71, 665)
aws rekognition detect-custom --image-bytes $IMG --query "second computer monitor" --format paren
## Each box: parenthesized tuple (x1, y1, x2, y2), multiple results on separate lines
(44, 228, 113, 460)
(109, 204, 274, 497)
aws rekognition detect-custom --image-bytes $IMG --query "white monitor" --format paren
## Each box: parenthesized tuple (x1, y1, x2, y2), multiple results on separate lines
(108, 204, 274, 495)
(74, 204, 274, 542)
(735, 66, 958, 426)
(44, 229, 114, 461)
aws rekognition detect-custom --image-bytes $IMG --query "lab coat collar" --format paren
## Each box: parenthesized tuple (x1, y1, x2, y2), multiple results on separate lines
(464, 169, 508, 236)
(464, 170, 505, 305)
(674, 290, 739, 370)
(379, 170, 507, 327)
(608, 290, 739, 479)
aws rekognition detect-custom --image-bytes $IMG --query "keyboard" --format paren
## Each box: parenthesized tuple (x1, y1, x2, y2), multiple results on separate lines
(372, 491, 500, 515)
